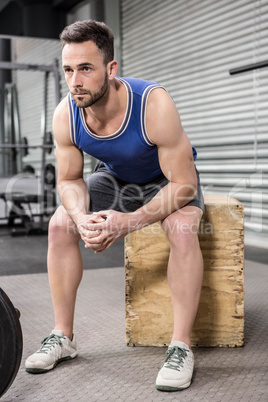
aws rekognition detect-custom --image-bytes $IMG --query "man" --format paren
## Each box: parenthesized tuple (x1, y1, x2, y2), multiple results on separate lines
(25, 20, 204, 392)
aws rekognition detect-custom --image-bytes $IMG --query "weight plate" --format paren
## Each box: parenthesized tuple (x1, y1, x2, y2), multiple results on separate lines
(0, 288, 23, 398)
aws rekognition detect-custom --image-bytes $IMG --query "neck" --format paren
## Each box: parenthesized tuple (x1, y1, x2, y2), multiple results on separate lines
(84, 78, 122, 123)
(83, 78, 127, 135)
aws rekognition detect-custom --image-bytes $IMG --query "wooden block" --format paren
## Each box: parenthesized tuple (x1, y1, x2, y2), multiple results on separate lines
(125, 195, 244, 347)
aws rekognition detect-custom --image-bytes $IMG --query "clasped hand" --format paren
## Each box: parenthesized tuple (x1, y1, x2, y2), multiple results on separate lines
(78, 210, 132, 253)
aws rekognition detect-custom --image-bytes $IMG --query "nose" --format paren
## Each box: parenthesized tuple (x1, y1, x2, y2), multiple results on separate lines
(71, 71, 83, 88)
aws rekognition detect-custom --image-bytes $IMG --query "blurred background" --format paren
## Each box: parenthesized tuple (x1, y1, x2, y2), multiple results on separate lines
(0, 0, 267, 249)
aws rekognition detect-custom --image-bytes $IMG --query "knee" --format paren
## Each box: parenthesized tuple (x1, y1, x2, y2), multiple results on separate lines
(161, 212, 200, 250)
(48, 206, 80, 247)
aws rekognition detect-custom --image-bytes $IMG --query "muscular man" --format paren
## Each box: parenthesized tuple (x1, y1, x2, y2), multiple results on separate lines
(25, 20, 204, 392)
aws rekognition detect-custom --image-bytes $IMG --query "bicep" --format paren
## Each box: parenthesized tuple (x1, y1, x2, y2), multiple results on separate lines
(157, 131, 196, 184)
(56, 143, 84, 182)
(53, 99, 84, 182)
(146, 89, 196, 184)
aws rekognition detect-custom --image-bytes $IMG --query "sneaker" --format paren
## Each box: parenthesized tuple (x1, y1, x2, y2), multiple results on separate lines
(156, 341, 194, 391)
(25, 329, 77, 373)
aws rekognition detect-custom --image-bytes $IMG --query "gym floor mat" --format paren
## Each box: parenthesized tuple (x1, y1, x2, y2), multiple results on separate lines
(0, 259, 267, 401)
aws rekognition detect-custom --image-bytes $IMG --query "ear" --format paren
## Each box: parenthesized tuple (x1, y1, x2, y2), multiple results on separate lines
(107, 60, 118, 80)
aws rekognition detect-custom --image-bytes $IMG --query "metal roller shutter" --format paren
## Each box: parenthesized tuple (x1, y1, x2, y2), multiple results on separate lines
(121, 0, 268, 247)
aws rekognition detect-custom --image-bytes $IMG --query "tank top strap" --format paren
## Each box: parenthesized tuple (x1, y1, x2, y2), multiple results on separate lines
(119, 77, 165, 147)
(67, 92, 77, 145)
(140, 83, 164, 146)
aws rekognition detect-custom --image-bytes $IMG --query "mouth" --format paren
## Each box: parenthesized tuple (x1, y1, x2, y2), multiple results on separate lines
(72, 89, 89, 96)
(73, 93, 87, 97)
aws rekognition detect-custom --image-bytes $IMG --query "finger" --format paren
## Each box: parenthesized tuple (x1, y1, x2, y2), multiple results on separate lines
(83, 232, 108, 248)
(91, 215, 107, 222)
(94, 239, 113, 253)
(83, 222, 107, 231)
(90, 212, 109, 222)
(78, 215, 106, 231)
(83, 229, 102, 239)
(85, 241, 107, 251)
(93, 210, 110, 217)
(84, 241, 103, 250)
(85, 231, 113, 250)
(86, 231, 109, 245)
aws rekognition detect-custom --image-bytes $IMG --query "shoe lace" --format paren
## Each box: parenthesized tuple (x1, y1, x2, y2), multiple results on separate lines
(36, 334, 63, 354)
(164, 346, 189, 371)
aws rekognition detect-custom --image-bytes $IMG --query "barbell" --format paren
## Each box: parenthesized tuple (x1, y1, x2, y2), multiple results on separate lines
(0, 288, 23, 398)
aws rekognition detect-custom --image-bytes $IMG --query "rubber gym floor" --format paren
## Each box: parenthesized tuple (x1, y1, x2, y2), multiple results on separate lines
(0, 229, 267, 402)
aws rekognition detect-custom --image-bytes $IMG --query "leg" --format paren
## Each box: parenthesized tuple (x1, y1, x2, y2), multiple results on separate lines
(156, 205, 203, 391)
(26, 166, 136, 374)
(47, 165, 141, 336)
(25, 206, 80, 373)
(48, 205, 82, 339)
(162, 205, 203, 347)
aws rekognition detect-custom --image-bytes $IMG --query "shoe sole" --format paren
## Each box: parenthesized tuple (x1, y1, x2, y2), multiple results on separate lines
(156, 382, 191, 392)
(25, 353, 77, 374)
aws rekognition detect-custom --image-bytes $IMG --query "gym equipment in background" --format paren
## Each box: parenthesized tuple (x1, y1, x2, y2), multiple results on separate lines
(0, 60, 60, 235)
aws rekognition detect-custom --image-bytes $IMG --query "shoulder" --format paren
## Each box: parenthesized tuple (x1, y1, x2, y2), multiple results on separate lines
(146, 87, 183, 146)
(53, 96, 71, 145)
(146, 86, 172, 109)
(53, 96, 69, 123)
(119, 77, 161, 93)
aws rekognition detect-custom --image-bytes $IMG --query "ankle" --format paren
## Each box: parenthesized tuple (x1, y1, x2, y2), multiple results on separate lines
(54, 328, 73, 340)
(171, 337, 191, 349)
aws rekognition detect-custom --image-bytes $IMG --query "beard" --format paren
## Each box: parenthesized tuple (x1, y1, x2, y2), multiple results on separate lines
(71, 74, 109, 108)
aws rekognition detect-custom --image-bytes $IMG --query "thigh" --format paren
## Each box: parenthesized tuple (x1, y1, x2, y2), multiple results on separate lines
(85, 163, 144, 213)
(86, 162, 204, 215)
(142, 166, 204, 214)
(184, 168, 204, 213)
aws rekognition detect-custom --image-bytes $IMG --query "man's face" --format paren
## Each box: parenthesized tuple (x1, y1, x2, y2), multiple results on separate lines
(62, 41, 109, 108)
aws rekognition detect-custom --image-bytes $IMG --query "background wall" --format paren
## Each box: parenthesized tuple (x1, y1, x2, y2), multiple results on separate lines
(121, 0, 268, 248)
(0, 0, 267, 248)
(6, 0, 121, 177)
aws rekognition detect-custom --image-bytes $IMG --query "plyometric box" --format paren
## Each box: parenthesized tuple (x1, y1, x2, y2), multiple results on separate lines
(125, 195, 244, 347)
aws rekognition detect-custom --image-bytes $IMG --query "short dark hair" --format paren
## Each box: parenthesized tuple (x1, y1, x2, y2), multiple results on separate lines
(60, 20, 114, 65)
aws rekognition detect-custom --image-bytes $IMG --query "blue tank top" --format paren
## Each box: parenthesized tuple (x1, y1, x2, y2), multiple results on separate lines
(68, 77, 197, 184)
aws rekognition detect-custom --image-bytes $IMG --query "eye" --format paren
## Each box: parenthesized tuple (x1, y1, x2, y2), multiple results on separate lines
(64, 68, 72, 74)
(83, 66, 91, 72)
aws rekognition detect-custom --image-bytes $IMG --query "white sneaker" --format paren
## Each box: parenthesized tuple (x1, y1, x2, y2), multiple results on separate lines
(156, 341, 194, 391)
(25, 329, 77, 373)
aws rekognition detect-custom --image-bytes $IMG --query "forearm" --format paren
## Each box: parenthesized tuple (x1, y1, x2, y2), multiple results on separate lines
(82, 180, 196, 253)
(57, 178, 89, 225)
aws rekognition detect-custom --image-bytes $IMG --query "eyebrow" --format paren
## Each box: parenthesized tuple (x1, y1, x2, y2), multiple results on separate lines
(62, 62, 94, 69)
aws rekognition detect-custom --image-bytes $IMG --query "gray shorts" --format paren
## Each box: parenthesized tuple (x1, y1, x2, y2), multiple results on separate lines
(85, 161, 204, 214)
